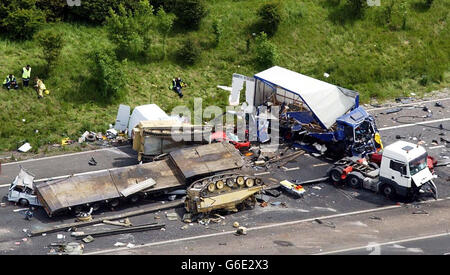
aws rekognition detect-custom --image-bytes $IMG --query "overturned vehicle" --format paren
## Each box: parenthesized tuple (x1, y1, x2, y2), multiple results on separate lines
(226, 66, 383, 158)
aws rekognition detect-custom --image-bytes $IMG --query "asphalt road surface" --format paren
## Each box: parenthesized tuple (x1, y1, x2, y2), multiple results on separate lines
(0, 97, 449, 255)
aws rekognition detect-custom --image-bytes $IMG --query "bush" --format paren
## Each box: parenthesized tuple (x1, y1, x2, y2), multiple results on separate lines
(69, 0, 142, 24)
(35, 0, 67, 21)
(156, 7, 175, 59)
(90, 47, 127, 102)
(0, 0, 45, 40)
(35, 29, 65, 71)
(212, 18, 224, 46)
(254, 32, 278, 68)
(106, 1, 155, 59)
(257, 1, 283, 36)
(177, 38, 201, 65)
(346, 0, 368, 18)
(173, 0, 207, 30)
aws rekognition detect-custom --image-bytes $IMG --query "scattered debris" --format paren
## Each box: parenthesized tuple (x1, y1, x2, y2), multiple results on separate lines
(70, 232, 85, 237)
(114, 242, 126, 247)
(166, 213, 178, 221)
(103, 219, 132, 227)
(18, 143, 32, 153)
(381, 107, 402, 114)
(233, 222, 240, 228)
(181, 225, 188, 230)
(369, 216, 382, 221)
(264, 189, 281, 197)
(88, 157, 97, 166)
(126, 243, 135, 248)
(280, 180, 306, 197)
(48, 242, 84, 255)
(260, 202, 268, 207)
(412, 210, 429, 215)
(314, 219, 336, 229)
(271, 202, 282, 206)
(236, 226, 247, 235)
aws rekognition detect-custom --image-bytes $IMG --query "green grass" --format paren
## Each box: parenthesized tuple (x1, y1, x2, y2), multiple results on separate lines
(0, 0, 449, 153)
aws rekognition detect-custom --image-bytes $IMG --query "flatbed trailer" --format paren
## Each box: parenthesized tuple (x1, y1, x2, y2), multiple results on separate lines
(35, 142, 244, 216)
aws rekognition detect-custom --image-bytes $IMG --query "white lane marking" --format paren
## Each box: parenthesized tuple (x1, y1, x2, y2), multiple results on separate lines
(0, 163, 141, 188)
(86, 197, 449, 255)
(366, 97, 450, 112)
(1, 146, 131, 166)
(428, 145, 445, 150)
(313, 163, 329, 167)
(13, 208, 29, 212)
(315, 231, 450, 255)
(254, 172, 270, 176)
(378, 118, 450, 131)
(282, 167, 300, 171)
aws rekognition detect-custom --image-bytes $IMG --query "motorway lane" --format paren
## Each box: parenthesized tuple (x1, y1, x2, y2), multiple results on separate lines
(0, 97, 448, 254)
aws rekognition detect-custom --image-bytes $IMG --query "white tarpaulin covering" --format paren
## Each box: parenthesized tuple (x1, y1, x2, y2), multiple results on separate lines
(229, 74, 255, 106)
(254, 66, 356, 129)
(127, 104, 170, 137)
(14, 168, 35, 189)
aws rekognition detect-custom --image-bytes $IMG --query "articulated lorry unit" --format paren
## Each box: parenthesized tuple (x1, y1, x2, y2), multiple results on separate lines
(327, 141, 438, 199)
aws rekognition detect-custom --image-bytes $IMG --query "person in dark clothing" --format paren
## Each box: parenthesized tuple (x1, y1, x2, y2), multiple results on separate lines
(171, 77, 186, 98)
(3, 74, 19, 90)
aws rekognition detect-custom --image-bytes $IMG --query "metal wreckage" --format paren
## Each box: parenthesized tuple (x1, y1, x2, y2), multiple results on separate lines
(7, 66, 437, 220)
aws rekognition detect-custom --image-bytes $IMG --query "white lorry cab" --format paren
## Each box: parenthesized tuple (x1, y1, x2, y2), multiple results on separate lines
(329, 141, 438, 200)
(378, 141, 437, 199)
(7, 167, 42, 207)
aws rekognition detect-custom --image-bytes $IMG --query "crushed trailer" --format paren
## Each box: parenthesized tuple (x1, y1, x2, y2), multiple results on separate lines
(33, 142, 263, 217)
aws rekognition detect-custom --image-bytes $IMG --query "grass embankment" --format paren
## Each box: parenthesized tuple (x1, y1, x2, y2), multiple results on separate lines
(0, 0, 448, 154)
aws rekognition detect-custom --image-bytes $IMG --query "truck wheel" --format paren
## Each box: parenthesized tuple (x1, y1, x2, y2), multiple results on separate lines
(92, 203, 101, 212)
(73, 205, 83, 214)
(329, 168, 343, 183)
(129, 195, 140, 203)
(18, 199, 29, 207)
(109, 199, 120, 208)
(347, 175, 362, 189)
(381, 184, 396, 199)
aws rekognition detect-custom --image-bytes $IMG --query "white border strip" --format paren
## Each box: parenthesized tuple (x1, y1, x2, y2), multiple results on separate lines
(366, 97, 450, 112)
(315, 232, 450, 255)
(1, 146, 131, 166)
(85, 197, 449, 255)
(378, 118, 450, 131)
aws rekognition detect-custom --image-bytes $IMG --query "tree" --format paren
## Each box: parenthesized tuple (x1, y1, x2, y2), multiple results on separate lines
(156, 7, 175, 59)
(177, 38, 201, 65)
(257, 1, 283, 36)
(35, 29, 64, 72)
(212, 18, 223, 46)
(106, 1, 155, 59)
(0, 0, 45, 40)
(346, 0, 368, 18)
(254, 32, 278, 68)
(173, 0, 207, 30)
(90, 47, 127, 102)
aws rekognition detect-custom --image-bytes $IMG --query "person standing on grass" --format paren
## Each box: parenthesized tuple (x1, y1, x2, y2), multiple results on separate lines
(34, 76, 46, 99)
(3, 74, 19, 90)
(22, 65, 31, 87)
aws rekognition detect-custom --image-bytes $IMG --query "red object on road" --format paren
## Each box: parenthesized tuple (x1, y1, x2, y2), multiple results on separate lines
(341, 166, 353, 180)
(210, 131, 250, 150)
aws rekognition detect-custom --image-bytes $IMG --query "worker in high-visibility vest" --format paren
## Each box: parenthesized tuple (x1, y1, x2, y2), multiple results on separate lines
(33, 76, 48, 99)
(3, 74, 19, 90)
(22, 65, 31, 87)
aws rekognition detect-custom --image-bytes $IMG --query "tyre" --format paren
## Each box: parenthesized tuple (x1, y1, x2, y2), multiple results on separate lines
(92, 203, 101, 212)
(129, 195, 140, 203)
(18, 199, 29, 207)
(329, 168, 343, 183)
(381, 184, 396, 199)
(347, 173, 363, 189)
(108, 199, 120, 208)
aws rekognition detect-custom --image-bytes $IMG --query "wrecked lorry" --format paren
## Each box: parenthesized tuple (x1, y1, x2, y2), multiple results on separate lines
(7, 168, 42, 207)
(32, 142, 264, 217)
(225, 66, 382, 158)
(328, 141, 438, 200)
